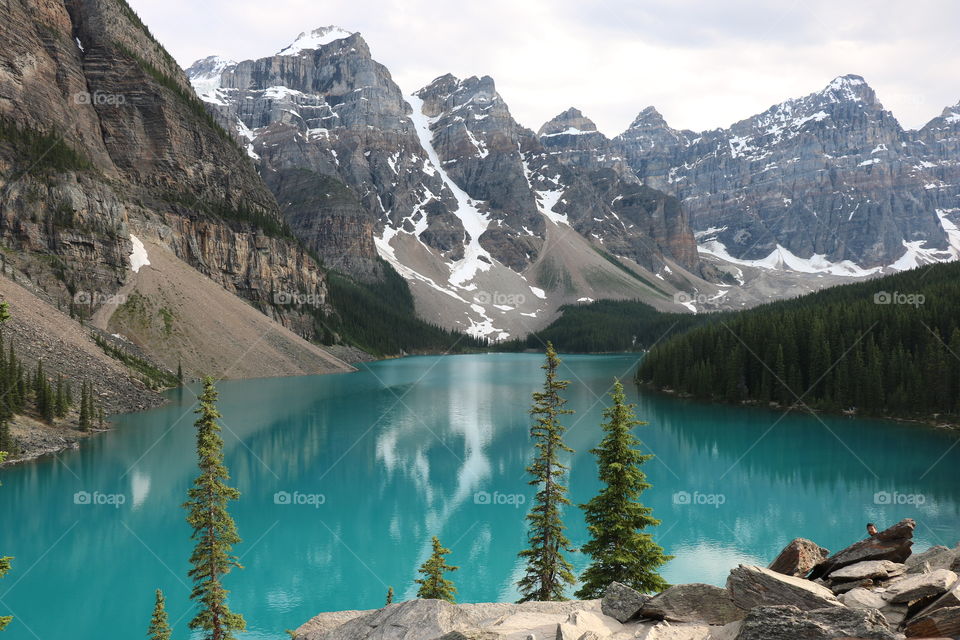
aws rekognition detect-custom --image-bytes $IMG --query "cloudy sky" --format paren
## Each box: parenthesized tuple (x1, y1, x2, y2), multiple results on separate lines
(128, 0, 960, 135)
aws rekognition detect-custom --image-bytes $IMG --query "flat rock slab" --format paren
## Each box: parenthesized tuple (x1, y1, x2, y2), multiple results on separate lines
(641, 583, 745, 625)
(830, 560, 906, 582)
(906, 545, 958, 574)
(601, 582, 650, 623)
(810, 519, 915, 580)
(768, 538, 830, 577)
(733, 605, 901, 640)
(885, 568, 957, 603)
(903, 605, 960, 638)
(839, 587, 887, 610)
(727, 565, 841, 611)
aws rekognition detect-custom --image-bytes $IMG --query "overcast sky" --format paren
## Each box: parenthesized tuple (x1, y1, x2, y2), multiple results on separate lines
(128, 0, 960, 136)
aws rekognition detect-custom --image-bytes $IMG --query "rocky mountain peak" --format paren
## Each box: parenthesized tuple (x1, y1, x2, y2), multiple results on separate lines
(818, 73, 878, 104)
(276, 26, 356, 56)
(628, 105, 670, 129)
(537, 107, 600, 137)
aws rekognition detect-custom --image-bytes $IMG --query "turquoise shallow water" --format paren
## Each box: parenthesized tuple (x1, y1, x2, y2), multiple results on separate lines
(0, 353, 958, 639)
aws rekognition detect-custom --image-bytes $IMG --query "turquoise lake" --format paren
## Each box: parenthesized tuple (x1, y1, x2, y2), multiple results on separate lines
(1, 353, 959, 639)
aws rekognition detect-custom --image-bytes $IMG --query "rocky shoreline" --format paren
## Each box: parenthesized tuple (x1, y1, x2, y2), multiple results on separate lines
(292, 519, 960, 640)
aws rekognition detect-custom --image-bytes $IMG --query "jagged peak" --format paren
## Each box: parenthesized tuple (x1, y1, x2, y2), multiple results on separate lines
(186, 56, 238, 96)
(815, 74, 877, 104)
(276, 26, 356, 56)
(537, 107, 600, 138)
(627, 106, 670, 130)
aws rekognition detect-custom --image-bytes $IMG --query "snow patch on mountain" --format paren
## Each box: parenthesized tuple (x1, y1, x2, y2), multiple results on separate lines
(129, 235, 150, 273)
(407, 94, 494, 287)
(277, 26, 354, 56)
(698, 240, 883, 277)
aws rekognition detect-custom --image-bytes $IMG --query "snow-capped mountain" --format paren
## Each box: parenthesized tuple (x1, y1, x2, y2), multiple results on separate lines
(187, 29, 706, 339)
(609, 75, 960, 272)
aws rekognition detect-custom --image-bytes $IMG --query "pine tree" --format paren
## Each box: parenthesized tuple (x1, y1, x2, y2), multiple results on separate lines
(78, 381, 90, 431)
(415, 536, 458, 602)
(65, 380, 73, 407)
(183, 377, 246, 640)
(385, 586, 394, 605)
(177, 360, 183, 384)
(517, 343, 576, 602)
(147, 589, 172, 640)
(54, 374, 67, 418)
(576, 380, 672, 599)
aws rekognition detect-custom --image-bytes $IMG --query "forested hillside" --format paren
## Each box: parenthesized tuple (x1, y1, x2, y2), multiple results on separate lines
(500, 300, 709, 353)
(636, 263, 960, 420)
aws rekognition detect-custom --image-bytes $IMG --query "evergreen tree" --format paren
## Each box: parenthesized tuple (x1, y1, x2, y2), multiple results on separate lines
(415, 536, 458, 602)
(65, 380, 73, 407)
(517, 343, 576, 602)
(78, 381, 91, 431)
(177, 360, 183, 384)
(576, 380, 672, 599)
(147, 589, 171, 640)
(0, 449, 12, 631)
(183, 377, 246, 640)
(54, 374, 67, 418)
(385, 586, 394, 605)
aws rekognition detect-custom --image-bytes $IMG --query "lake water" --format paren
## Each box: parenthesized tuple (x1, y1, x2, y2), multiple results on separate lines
(1, 353, 958, 639)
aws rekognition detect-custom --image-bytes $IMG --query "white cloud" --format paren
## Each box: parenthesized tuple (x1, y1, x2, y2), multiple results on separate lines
(129, 0, 960, 135)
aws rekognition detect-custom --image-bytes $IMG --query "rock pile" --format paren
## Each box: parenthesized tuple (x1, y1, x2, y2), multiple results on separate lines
(293, 518, 960, 639)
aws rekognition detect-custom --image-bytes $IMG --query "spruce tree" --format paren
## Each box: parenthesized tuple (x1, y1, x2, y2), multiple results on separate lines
(183, 377, 246, 640)
(147, 589, 171, 640)
(517, 342, 576, 602)
(177, 360, 183, 383)
(576, 380, 672, 599)
(55, 374, 67, 418)
(385, 586, 394, 605)
(415, 536, 458, 602)
(78, 381, 90, 431)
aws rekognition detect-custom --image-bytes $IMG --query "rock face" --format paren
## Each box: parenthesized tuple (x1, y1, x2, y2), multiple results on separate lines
(727, 565, 842, 611)
(810, 518, 916, 580)
(768, 538, 830, 577)
(903, 605, 960, 637)
(640, 583, 746, 625)
(0, 0, 333, 353)
(734, 605, 900, 640)
(188, 31, 706, 339)
(600, 582, 649, 623)
(614, 75, 960, 271)
(884, 569, 957, 603)
(829, 560, 906, 582)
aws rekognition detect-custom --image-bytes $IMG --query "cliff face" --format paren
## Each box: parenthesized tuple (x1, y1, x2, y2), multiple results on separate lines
(614, 76, 960, 268)
(0, 0, 330, 339)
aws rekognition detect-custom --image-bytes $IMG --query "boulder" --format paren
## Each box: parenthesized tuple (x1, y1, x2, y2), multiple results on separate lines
(878, 603, 909, 629)
(831, 579, 874, 595)
(885, 569, 957, 603)
(727, 565, 841, 611)
(733, 605, 901, 640)
(905, 545, 958, 574)
(640, 583, 746, 625)
(809, 519, 915, 580)
(600, 582, 649, 623)
(903, 605, 960, 638)
(839, 587, 887, 610)
(298, 600, 461, 639)
(912, 574, 960, 618)
(767, 538, 830, 577)
(830, 560, 906, 582)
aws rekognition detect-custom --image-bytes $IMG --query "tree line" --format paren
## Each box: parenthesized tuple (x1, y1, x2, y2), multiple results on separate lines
(0, 305, 105, 458)
(141, 344, 671, 640)
(636, 261, 960, 420)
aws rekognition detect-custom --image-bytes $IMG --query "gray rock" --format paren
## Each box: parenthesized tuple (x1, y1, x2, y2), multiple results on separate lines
(830, 560, 905, 582)
(910, 572, 960, 618)
(733, 605, 900, 640)
(905, 545, 958, 574)
(839, 587, 887, 609)
(767, 538, 830, 577)
(299, 599, 461, 640)
(831, 579, 875, 595)
(902, 605, 960, 638)
(600, 582, 649, 623)
(810, 518, 916, 580)
(727, 565, 841, 611)
(885, 568, 957, 603)
(640, 583, 745, 625)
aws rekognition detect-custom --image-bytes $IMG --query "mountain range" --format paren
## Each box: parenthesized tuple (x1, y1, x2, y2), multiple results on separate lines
(187, 26, 960, 335)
